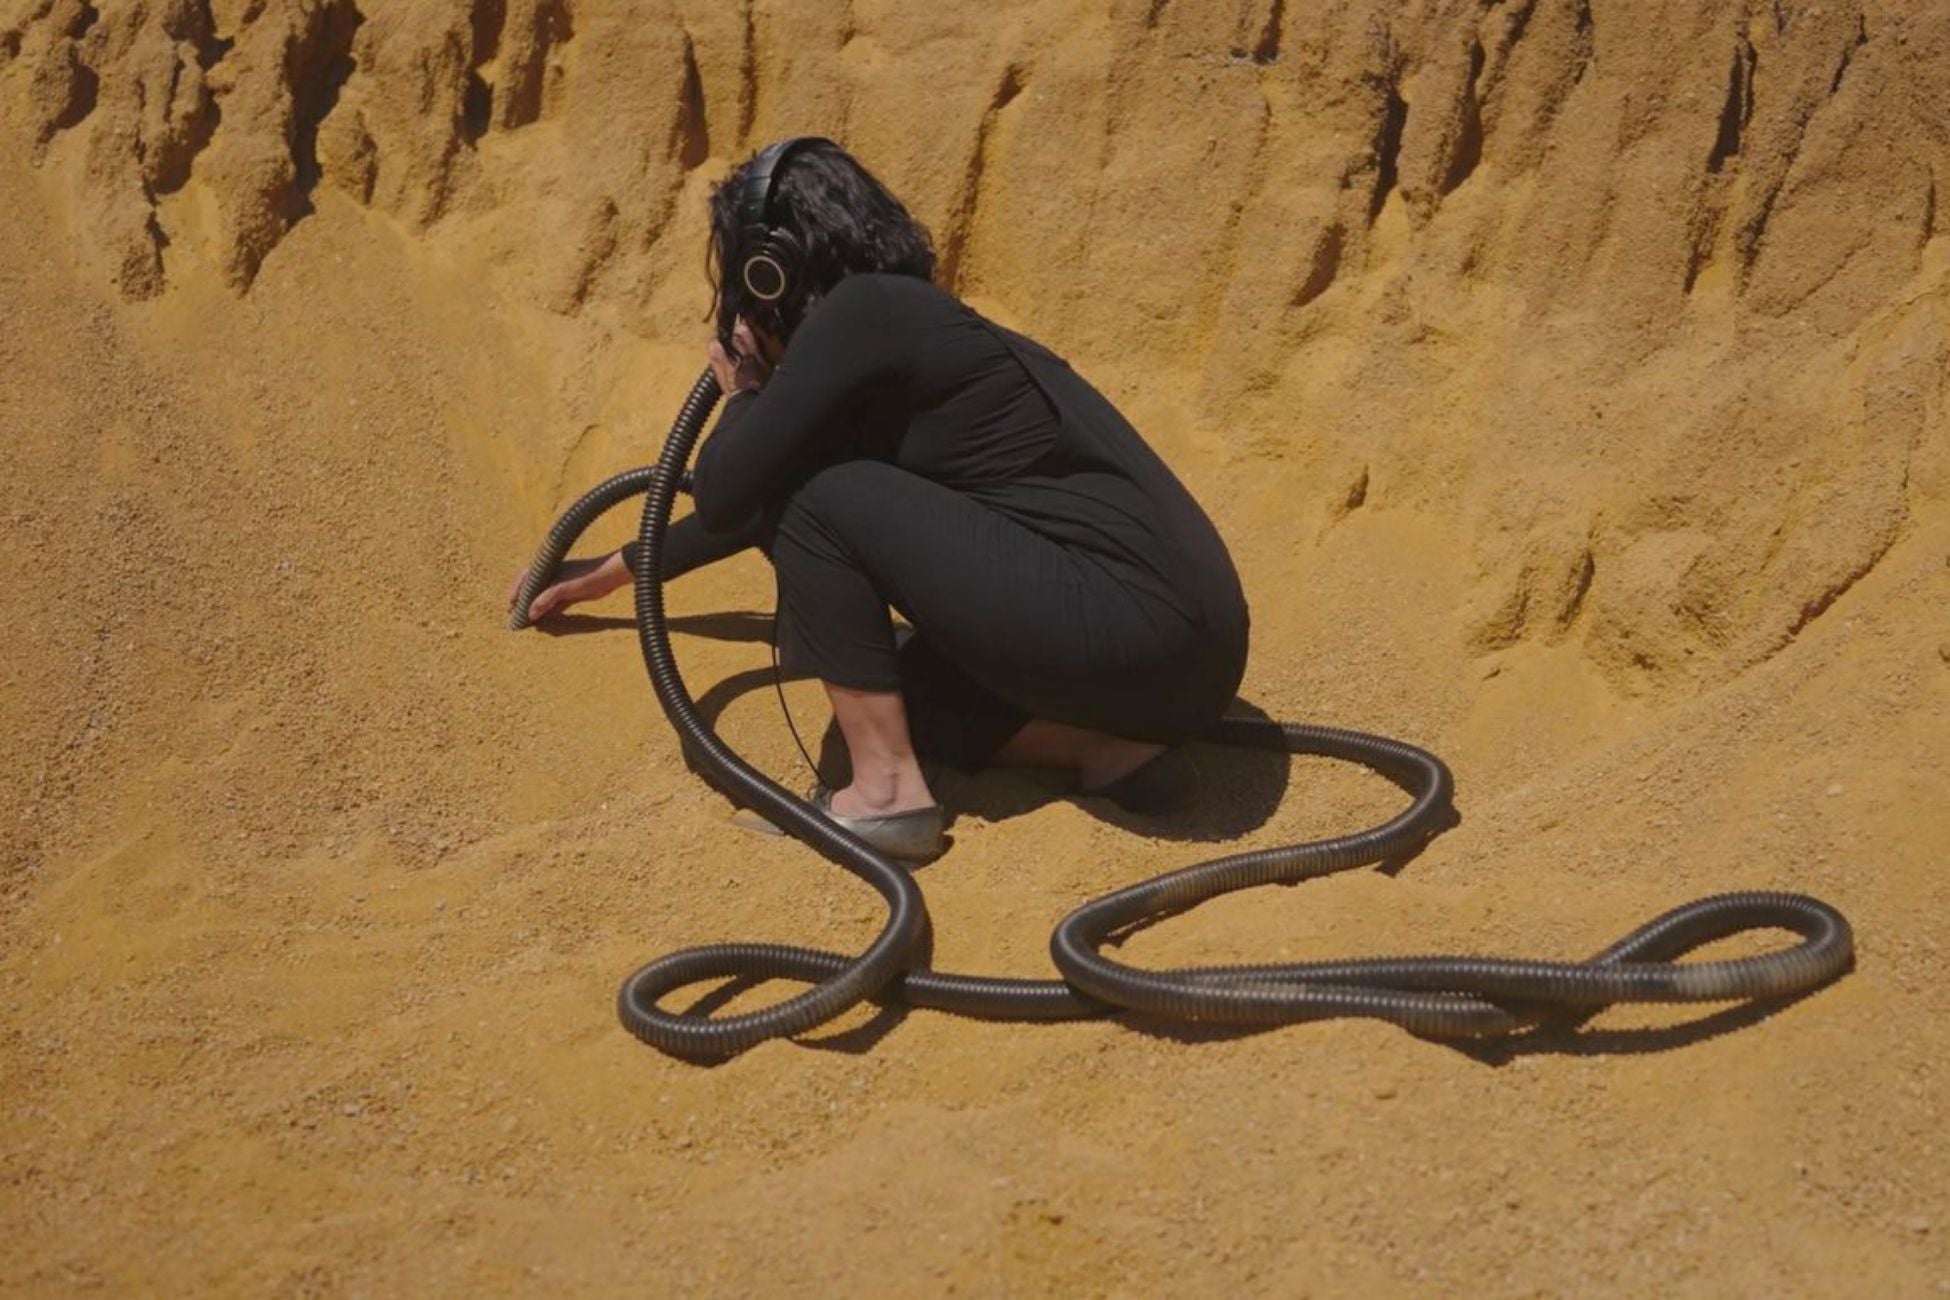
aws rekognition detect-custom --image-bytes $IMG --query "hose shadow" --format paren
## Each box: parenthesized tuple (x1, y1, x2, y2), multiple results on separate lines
(668, 611, 778, 644)
(535, 613, 634, 635)
(1438, 986, 1833, 1063)
(1372, 803, 1463, 877)
(694, 663, 806, 732)
(1115, 1015, 1288, 1046)
(672, 976, 910, 1060)
(652, 657, 1814, 1062)
(796, 1000, 909, 1054)
(668, 928, 935, 1064)
(1116, 987, 1831, 1055)
(535, 610, 776, 641)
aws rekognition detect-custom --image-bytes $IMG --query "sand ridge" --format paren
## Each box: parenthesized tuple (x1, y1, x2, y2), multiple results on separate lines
(3, 1, 1948, 1294)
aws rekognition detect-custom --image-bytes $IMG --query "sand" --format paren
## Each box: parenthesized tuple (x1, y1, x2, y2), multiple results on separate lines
(3, 0, 1947, 1294)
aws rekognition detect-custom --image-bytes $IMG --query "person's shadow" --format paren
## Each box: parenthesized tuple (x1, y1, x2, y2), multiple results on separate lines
(920, 706, 1290, 843)
(632, 610, 1292, 843)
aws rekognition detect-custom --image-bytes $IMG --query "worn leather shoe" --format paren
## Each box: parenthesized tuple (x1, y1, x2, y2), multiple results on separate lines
(811, 786, 948, 862)
(729, 786, 949, 863)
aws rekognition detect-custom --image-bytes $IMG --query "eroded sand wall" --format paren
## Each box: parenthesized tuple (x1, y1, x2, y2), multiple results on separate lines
(8, 0, 1944, 698)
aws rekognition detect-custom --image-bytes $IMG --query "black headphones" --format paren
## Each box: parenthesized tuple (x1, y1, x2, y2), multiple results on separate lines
(734, 136, 832, 328)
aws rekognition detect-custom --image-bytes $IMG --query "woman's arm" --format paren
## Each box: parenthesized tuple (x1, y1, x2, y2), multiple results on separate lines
(507, 510, 766, 623)
(690, 274, 903, 530)
(620, 508, 767, 580)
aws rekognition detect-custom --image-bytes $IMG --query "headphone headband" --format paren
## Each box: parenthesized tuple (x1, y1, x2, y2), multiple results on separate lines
(735, 137, 833, 306)
(739, 137, 831, 238)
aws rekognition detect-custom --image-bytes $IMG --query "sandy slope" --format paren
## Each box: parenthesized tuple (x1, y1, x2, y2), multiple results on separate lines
(3, 0, 1948, 1294)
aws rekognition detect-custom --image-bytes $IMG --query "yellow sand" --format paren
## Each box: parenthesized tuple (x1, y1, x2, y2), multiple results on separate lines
(3, 1, 1946, 1293)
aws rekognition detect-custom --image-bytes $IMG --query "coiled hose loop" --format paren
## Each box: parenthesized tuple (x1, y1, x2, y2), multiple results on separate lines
(507, 467, 660, 631)
(510, 369, 1856, 1059)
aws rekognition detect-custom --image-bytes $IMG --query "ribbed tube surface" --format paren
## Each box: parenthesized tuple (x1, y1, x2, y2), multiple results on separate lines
(510, 369, 1856, 1059)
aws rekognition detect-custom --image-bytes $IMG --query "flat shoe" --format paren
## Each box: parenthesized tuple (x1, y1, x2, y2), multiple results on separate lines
(728, 788, 949, 863)
(811, 786, 948, 863)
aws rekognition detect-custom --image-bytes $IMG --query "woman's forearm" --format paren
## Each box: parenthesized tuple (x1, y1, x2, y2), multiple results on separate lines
(620, 510, 766, 582)
(689, 275, 902, 529)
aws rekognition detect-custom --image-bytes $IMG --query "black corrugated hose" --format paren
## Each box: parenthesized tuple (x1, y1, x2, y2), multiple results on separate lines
(510, 368, 1855, 1059)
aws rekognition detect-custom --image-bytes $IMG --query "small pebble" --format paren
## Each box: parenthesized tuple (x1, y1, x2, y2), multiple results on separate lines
(1825, 783, 1844, 797)
(341, 1101, 362, 1117)
(1373, 1084, 1398, 1100)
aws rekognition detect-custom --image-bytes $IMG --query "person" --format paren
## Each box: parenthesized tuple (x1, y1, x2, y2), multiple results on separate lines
(508, 138, 1249, 861)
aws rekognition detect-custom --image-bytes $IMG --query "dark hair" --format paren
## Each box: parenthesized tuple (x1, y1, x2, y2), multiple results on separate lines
(707, 139, 936, 346)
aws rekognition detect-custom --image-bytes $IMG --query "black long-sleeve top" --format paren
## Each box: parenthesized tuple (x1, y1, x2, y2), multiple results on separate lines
(631, 273, 1247, 642)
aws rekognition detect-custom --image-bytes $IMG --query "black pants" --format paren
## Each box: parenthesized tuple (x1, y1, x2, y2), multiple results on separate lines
(768, 460, 1244, 770)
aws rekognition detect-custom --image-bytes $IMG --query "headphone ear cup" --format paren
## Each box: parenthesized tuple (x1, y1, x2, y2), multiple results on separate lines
(741, 250, 788, 303)
(742, 228, 802, 304)
(737, 229, 792, 304)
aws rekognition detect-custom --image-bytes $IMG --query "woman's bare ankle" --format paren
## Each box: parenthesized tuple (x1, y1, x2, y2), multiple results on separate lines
(830, 764, 935, 817)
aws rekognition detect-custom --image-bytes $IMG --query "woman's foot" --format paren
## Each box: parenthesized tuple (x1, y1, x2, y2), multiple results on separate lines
(820, 683, 937, 817)
(1082, 746, 1198, 814)
(728, 784, 948, 862)
(994, 720, 1197, 814)
(813, 787, 947, 862)
(825, 777, 937, 818)
(1075, 736, 1169, 791)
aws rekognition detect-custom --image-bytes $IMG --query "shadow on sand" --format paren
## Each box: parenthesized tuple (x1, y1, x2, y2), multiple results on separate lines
(571, 608, 1817, 1065)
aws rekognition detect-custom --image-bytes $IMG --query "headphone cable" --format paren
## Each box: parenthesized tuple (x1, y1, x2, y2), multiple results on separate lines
(770, 606, 827, 792)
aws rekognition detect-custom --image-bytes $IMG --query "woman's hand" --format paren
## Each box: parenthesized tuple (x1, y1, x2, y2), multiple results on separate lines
(505, 549, 632, 622)
(707, 317, 774, 395)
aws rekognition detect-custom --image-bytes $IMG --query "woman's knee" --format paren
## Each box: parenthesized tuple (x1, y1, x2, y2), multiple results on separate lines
(775, 460, 907, 558)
